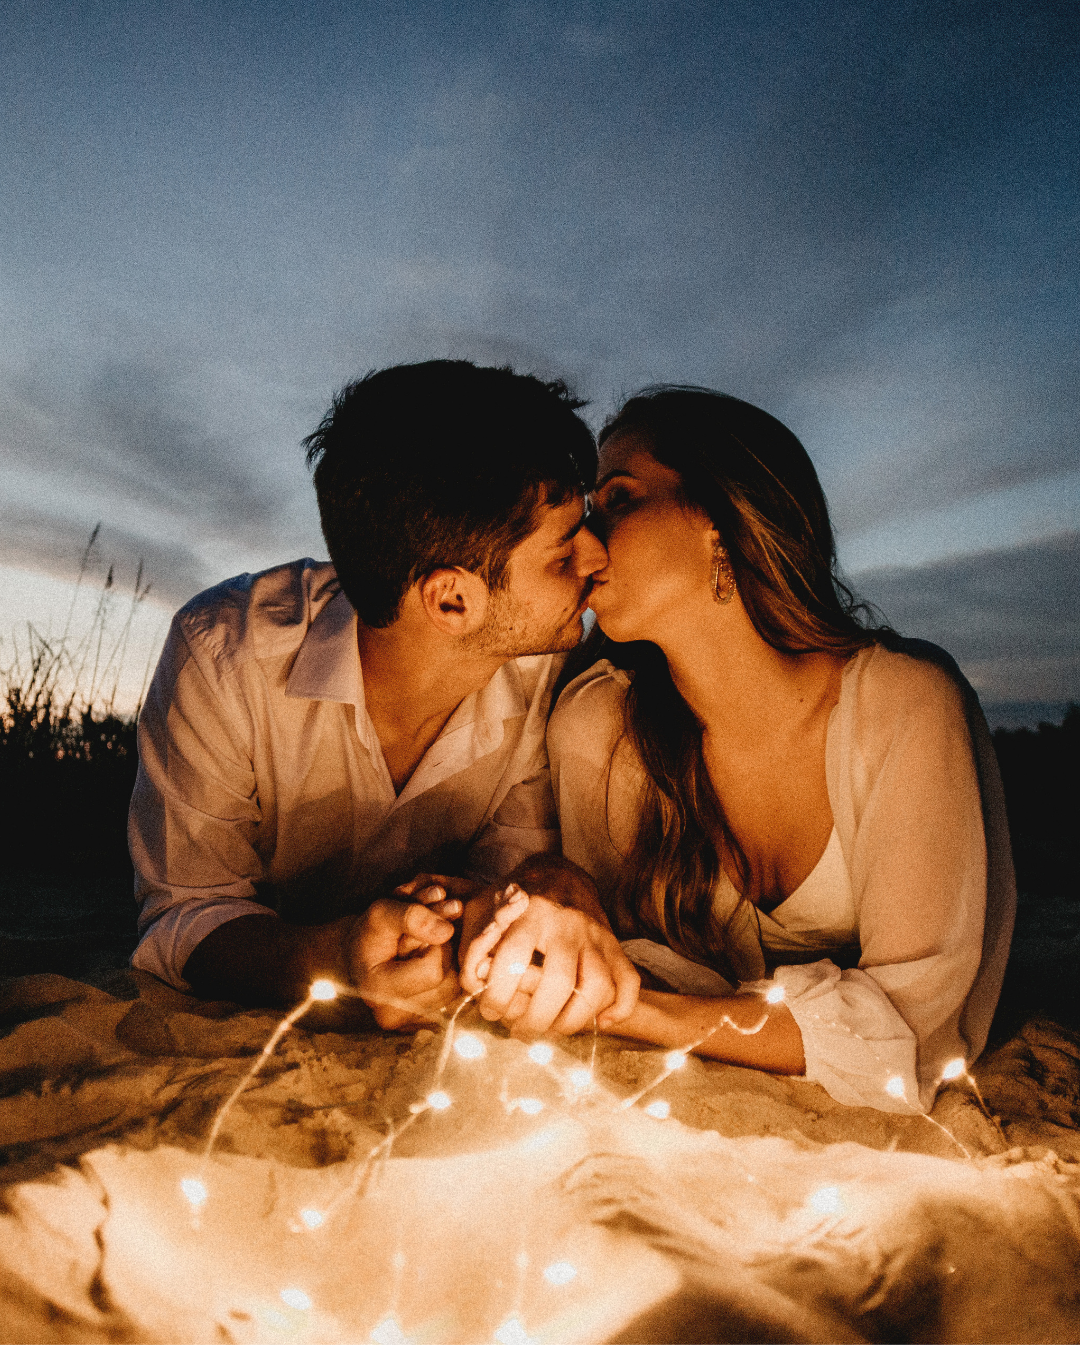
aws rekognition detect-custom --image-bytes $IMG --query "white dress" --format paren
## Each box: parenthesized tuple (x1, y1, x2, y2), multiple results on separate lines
(547, 641, 1016, 1114)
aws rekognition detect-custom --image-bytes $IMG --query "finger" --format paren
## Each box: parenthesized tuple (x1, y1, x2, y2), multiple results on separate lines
(394, 873, 477, 899)
(393, 875, 442, 898)
(355, 900, 414, 967)
(596, 944, 642, 1028)
(402, 900, 456, 947)
(510, 942, 580, 1037)
(503, 989, 532, 1024)
(367, 943, 451, 1001)
(551, 947, 616, 1036)
(476, 928, 537, 1019)
(396, 895, 461, 957)
(371, 966, 461, 1029)
(396, 883, 452, 908)
(460, 889, 530, 992)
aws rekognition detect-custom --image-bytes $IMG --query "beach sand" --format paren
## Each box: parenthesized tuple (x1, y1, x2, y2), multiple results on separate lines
(1, 965, 1078, 1343)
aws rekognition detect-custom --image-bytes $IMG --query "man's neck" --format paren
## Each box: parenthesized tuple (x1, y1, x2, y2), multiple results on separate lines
(356, 619, 506, 793)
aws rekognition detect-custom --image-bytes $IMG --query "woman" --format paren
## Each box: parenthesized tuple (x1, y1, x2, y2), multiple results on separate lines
(545, 387, 1015, 1114)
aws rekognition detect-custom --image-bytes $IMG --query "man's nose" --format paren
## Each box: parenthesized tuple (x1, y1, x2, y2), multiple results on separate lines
(574, 524, 608, 576)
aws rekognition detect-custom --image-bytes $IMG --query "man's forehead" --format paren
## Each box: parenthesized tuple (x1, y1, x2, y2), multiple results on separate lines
(526, 491, 587, 548)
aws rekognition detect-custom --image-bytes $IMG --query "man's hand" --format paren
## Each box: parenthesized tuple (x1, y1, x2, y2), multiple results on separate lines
(346, 885, 462, 1029)
(459, 882, 639, 1037)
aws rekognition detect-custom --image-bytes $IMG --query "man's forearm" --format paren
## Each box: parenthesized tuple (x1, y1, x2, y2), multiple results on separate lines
(458, 852, 611, 958)
(505, 852, 610, 926)
(182, 913, 354, 1007)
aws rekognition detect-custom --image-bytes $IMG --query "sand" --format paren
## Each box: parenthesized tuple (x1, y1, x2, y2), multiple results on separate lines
(1, 968, 1078, 1343)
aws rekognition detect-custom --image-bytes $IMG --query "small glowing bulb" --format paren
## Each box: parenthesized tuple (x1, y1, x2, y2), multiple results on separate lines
(543, 1261, 577, 1286)
(941, 1057, 966, 1082)
(885, 1075, 906, 1099)
(299, 1207, 325, 1229)
(427, 1090, 452, 1110)
(494, 1315, 531, 1345)
(665, 1050, 688, 1071)
(568, 1067, 592, 1090)
(517, 1097, 544, 1115)
(180, 1176, 208, 1208)
(765, 984, 786, 1004)
(453, 1031, 485, 1060)
(516, 1251, 530, 1270)
(808, 1185, 843, 1216)
(392, 1251, 406, 1270)
(310, 978, 337, 1001)
(370, 1313, 409, 1344)
(280, 1287, 312, 1311)
(508, 961, 529, 976)
(520, 1125, 560, 1153)
(528, 1042, 554, 1066)
(644, 1099, 671, 1119)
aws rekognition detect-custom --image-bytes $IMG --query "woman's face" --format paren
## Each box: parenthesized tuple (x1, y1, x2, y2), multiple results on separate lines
(587, 432, 718, 644)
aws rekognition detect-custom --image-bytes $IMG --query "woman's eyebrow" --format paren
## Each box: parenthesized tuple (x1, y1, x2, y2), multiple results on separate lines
(593, 468, 637, 490)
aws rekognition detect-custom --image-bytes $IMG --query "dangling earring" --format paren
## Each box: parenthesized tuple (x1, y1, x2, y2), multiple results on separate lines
(712, 545, 737, 604)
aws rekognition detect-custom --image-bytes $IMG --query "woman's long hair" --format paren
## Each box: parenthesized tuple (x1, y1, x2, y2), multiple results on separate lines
(582, 386, 887, 976)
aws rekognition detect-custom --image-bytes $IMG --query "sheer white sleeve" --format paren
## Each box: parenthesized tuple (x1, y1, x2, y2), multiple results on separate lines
(817, 653, 990, 1112)
(546, 661, 644, 906)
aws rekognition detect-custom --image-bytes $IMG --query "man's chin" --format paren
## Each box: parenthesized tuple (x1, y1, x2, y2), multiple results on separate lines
(510, 615, 587, 659)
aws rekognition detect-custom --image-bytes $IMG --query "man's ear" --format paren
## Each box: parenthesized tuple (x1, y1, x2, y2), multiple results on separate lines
(417, 568, 490, 636)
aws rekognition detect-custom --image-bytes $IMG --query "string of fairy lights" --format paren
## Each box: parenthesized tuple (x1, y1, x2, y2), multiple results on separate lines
(172, 953, 1004, 1343)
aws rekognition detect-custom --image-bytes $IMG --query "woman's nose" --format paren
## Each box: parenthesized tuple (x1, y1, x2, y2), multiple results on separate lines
(574, 523, 608, 575)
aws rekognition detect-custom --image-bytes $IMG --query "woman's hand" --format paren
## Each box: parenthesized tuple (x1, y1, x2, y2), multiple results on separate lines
(459, 883, 640, 1037)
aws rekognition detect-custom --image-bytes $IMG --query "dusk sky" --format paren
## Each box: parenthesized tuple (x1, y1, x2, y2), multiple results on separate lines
(1, 0, 1076, 720)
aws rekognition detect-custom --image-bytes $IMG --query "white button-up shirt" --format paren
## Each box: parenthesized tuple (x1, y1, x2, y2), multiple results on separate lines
(130, 560, 563, 990)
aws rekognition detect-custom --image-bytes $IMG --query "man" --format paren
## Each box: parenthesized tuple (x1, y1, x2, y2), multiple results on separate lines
(129, 360, 639, 1033)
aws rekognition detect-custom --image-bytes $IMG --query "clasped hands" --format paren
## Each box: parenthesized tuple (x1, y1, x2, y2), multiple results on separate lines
(345, 872, 639, 1035)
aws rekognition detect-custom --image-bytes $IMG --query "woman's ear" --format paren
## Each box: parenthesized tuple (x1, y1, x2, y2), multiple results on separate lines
(417, 567, 490, 637)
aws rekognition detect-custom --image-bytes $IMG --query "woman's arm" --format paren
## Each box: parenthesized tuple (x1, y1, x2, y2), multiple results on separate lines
(607, 988, 806, 1075)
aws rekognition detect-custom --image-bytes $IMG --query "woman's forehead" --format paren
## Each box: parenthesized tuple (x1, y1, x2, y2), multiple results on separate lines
(596, 433, 678, 489)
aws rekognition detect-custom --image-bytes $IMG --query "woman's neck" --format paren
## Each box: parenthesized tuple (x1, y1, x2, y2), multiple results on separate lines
(656, 602, 844, 747)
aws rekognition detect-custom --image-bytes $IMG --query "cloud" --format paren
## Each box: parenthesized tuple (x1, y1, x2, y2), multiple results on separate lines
(0, 355, 288, 546)
(0, 506, 209, 611)
(852, 531, 1080, 702)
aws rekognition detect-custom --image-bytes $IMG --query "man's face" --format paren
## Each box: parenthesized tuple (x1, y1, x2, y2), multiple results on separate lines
(471, 493, 608, 658)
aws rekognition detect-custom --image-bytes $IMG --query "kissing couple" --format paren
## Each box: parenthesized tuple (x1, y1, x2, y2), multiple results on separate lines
(130, 359, 1014, 1115)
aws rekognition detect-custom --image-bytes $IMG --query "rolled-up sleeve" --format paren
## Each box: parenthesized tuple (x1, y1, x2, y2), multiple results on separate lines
(128, 619, 274, 989)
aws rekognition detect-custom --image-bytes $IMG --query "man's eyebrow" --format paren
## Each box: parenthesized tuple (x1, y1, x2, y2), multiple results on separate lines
(593, 468, 637, 491)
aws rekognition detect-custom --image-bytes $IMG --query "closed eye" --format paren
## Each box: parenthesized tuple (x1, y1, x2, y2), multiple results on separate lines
(592, 484, 634, 516)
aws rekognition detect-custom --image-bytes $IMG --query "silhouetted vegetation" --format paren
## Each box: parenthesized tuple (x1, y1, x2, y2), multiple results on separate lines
(0, 693, 138, 879)
(992, 705, 1079, 900)
(0, 529, 150, 879)
(0, 534, 151, 978)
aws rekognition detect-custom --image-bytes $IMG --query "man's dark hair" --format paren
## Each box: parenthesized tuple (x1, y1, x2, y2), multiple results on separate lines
(303, 360, 596, 627)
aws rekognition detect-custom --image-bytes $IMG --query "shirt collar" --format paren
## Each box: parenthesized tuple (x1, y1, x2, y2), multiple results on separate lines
(284, 584, 530, 765)
(285, 588, 361, 705)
